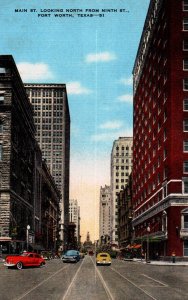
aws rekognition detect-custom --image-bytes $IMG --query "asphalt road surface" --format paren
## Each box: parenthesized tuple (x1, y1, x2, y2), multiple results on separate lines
(0, 255, 188, 300)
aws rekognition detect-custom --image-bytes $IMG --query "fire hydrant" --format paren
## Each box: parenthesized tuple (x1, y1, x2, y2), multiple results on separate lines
(172, 251, 176, 263)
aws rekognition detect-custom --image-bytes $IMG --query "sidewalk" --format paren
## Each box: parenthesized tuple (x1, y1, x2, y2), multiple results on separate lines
(132, 258, 188, 266)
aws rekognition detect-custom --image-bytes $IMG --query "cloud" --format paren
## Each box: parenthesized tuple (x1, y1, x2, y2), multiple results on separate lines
(85, 51, 117, 63)
(66, 81, 92, 95)
(91, 129, 133, 142)
(17, 62, 53, 81)
(118, 94, 133, 103)
(120, 76, 133, 86)
(99, 121, 123, 130)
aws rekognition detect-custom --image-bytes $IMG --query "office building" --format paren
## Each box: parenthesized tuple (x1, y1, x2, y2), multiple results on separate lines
(132, 0, 188, 258)
(99, 185, 111, 242)
(25, 83, 70, 247)
(111, 137, 133, 243)
(69, 199, 80, 245)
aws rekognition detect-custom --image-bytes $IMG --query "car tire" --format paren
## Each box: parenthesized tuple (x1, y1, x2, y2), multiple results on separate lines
(16, 262, 23, 270)
(40, 262, 45, 267)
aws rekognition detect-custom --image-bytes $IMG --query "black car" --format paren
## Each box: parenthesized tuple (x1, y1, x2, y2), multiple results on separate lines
(61, 250, 80, 263)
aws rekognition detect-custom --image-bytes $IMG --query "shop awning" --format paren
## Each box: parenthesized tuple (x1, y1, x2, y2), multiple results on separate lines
(133, 244, 142, 249)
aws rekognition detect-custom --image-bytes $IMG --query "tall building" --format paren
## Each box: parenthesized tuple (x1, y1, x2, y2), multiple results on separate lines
(99, 185, 111, 242)
(117, 175, 133, 248)
(25, 84, 70, 247)
(0, 55, 36, 252)
(111, 137, 133, 243)
(132, 0, 188, 258)
(69, 199, 80, 245)
(0, 55, 60, 254)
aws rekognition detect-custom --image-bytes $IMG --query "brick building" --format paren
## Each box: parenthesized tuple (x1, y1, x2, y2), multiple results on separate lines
(132, 0, 188, 258)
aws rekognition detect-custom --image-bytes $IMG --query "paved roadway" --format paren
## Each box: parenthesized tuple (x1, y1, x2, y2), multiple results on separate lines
(0, 255, 188, 300)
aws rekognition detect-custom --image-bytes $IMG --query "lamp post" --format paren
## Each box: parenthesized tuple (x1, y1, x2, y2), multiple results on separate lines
(146, 225, 150, 263)
(26, 225, 30, 251)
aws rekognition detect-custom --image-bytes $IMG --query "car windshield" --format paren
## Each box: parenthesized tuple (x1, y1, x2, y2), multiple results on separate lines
(21, 253, 30, 257)
(65, 250, 78, 256)
(99, 254, 108, 257)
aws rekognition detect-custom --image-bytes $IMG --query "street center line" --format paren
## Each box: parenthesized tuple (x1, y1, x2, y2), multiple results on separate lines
(15, 265, 69, 300)
(61, 259, 84, 300)
(141, 274, 168, 287)
(90, 256, 114, 300)
(110, 267, 158, 300)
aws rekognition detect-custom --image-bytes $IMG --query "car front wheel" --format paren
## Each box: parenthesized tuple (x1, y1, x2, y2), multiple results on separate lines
(16, 262, 23, 270)
(40, 262, 45, 267)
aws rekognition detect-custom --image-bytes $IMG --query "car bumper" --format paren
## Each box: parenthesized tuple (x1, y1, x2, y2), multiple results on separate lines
(96, 261, 111, 265)
(4, 263, 16, 267)
(62, 258, 78, 262)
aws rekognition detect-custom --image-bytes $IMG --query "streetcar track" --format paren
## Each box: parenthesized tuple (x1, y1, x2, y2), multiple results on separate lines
(110, 266, 158, 300)
(14, 264, 69, 300)
(141, 274, 168, 287)
(61, 258, 84, 300)
(90, 256, 114, 300)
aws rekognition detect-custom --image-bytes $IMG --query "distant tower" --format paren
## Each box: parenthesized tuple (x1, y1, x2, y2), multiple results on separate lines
(99, 185, 111, 240)
(69, 199, 80, 245)
(86, 232, 90, 242)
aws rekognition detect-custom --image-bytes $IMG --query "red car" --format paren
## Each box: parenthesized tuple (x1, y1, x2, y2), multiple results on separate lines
(4, 252, 45, 270)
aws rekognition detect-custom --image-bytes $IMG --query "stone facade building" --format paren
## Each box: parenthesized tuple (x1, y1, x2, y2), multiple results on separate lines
(110, 137, 133, 244)
(25, 83, 70, 248)
(0, 55, 37, 252)
(0, 55, 60, 254)
(117, 175, 133, 248)
(99, 185, 111, 242)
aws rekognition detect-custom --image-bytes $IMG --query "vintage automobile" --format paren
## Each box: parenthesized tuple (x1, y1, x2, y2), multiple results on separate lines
(4, 252, 45, 270)
(96, 252, 111, 266)
(61, 250, 80, 263)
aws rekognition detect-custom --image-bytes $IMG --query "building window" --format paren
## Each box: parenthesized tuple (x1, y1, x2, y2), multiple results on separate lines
(184, 161, 188, 173)
(0, 144, 2, 160)
(184, 99, 188, 111)
(183, 18, 188, 31)
(0, 95, 4, 103)
(184, 59, 188, 70)
(184, 120, 188, 131)
(163, 184, 167, 198)
(184, 240, 188, 256)
(0, 68, 6, 74)
(184, 214, 188, 228)
(184, 78, 188, 90)
(184, 141, 188, 152)
(183, 39, 188, 50)
(183, 178, 188, 193)
(183, 0, 188, 11)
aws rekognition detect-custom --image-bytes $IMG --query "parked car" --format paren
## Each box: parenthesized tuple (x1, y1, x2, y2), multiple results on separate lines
(96, 252, 111, 266)
(4, 252, 45, 270)
(61, 250, 80, 263)
(41, 251, 53, 260)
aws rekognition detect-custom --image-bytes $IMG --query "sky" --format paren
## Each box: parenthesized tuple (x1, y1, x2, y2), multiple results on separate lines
(0, 0, 150, 242)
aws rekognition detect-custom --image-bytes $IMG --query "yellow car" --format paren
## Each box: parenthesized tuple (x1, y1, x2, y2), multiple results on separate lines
(96, 252, 111, 266)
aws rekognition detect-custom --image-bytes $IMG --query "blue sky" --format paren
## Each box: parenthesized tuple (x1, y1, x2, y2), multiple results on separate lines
(0, 0, 150, 241)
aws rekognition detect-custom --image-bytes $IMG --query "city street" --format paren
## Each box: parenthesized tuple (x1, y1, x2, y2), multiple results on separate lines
(0, 255, 188, 300)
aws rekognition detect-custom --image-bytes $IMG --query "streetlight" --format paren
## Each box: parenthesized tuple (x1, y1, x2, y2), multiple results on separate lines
(26, 225, 30, 251)
(146, 225, 150, 263)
